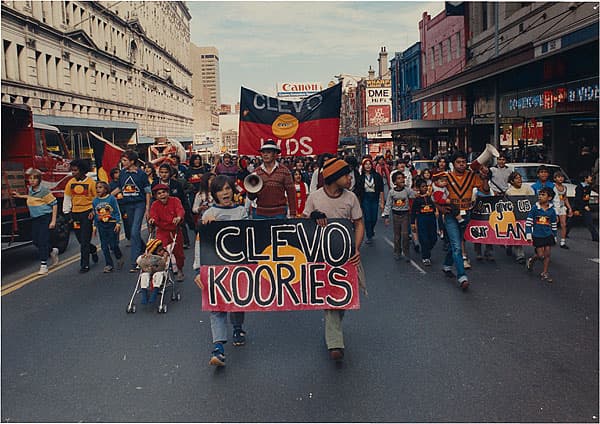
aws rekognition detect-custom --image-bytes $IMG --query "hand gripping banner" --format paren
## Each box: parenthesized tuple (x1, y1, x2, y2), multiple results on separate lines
(196, 218, 359, 312)
(464, 195, 537, 245)
(238, 84, 342, 156)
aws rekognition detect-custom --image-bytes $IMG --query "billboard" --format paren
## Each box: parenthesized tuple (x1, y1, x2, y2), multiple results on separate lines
(366, 79, 392, 126)
(277, 82, 323, 98)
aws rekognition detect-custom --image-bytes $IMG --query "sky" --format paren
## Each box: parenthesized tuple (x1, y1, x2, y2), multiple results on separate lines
(187, 1, 444, 105)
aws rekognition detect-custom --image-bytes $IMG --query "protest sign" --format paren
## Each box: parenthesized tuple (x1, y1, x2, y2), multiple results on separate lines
(197, 218, 359, 312)
(464, 195, 536, 245)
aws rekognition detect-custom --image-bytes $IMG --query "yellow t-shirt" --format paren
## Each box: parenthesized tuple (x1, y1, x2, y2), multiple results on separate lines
(65, 176, 96, 213)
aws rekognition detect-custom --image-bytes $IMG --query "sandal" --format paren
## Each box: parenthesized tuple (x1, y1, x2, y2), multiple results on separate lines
(540, 272, 553, 283)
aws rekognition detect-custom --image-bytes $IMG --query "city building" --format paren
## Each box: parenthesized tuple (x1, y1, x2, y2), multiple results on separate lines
(390, 42, 422, 122)
(1, 0, 194, 156)
(190, 43, 220, 137)
(414, 2, 599, 175)
(191, 44, 220, 109)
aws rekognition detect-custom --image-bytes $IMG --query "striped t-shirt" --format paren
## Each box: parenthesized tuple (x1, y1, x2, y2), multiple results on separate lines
(27, 185, 57, 218)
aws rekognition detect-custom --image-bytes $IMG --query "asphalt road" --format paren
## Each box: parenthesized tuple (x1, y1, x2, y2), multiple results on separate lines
(1, 226, 598, 422)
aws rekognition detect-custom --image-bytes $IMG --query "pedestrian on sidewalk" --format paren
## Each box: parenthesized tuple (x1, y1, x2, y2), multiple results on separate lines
(382, 172, 415, 261)
(302, 157, 366, 362)
(92, 181, 124, 273)
(410, 178, 437, 266)
(63, 159, 99, 273)
(569, 172, 599, 242)
(526, 187, 558, 283)
(12, 168, 59, 275)
(194, 175, 249, 367)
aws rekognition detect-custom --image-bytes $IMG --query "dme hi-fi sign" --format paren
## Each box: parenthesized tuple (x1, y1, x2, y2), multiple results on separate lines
(277, 82, 323, 98)
(197, 219, 360, 312)
(366, 79, 391, 106)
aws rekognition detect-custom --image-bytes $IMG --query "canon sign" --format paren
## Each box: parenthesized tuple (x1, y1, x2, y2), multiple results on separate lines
(277, 82, 323, 98)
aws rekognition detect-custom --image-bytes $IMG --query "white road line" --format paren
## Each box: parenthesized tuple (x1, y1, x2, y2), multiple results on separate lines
(589, 258, 600, 264)
(382, 236, 427, 274)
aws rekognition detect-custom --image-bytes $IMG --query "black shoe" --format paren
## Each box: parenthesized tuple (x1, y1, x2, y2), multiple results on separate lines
(443, 269, 455, 278)
(560, 243, 569, 249)
(329, 348, 344, 361)
(91, 252, 99, 263)
(79, 266, 90, 273)
(232, 329, 246, 346)
(183, 243, 190, 250)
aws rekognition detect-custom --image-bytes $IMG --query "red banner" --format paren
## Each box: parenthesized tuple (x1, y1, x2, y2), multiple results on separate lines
(197, 218, 360, 312)
(238, 84, 341, 156)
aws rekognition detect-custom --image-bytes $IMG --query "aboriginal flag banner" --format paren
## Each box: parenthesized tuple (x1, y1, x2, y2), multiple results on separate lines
(238, 83, 342, 156)
(90, 131, 124, 182)
(464, 195, 537, 245)
(196, 218, 360, 312)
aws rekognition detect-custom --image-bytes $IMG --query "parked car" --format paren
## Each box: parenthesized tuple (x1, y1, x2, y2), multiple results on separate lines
(509, 162, 598, 209)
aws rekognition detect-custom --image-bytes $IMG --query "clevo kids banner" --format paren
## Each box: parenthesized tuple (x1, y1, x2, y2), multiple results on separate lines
(197, 218, 359, 312)
(238, 83, 341, 156)
(464, 195, 537, 245)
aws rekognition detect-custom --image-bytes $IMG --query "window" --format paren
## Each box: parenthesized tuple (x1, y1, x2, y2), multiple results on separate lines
(457, 95, 462, 112)
(455, 32, 461, 58)
(439, 100, 443, 115)
(448, 97, 453, 112)
(437, 43, 443, 66)
(430, 47, 435, 69)
(482, 3, 488, 31)
(44, 130, 66, 157)
(432, 102, 436, 115)
(34, 129, 44, 155)
(447, 38, 452, 63)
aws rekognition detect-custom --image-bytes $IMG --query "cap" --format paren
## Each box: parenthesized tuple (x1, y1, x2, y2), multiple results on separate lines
(259, 140, 281, 153)
(152, 183, 169, 193)
(145, 239, 163, 254)
(322, 158, 351, 185)
(361, 157, 373, 167)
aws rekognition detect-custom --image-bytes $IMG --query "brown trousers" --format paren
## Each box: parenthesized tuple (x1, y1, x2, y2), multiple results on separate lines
(393, 212, 410, 255)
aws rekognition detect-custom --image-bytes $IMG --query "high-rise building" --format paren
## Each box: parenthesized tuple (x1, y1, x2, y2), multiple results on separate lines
(1, 1, 194, 151)
(191, 44, 220, 110)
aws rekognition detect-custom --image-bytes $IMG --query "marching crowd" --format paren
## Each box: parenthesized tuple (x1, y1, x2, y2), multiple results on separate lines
(14, 140, 599, 366)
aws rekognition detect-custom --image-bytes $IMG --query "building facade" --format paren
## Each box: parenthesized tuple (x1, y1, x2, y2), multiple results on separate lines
(1, 0, 194, 153)
(390, 42, 422, 122)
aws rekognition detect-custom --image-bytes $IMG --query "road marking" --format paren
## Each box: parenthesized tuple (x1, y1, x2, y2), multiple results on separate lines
(1, 228, 144, 296)
(382, 236, 427, 274)
(589, 258, 600, 264)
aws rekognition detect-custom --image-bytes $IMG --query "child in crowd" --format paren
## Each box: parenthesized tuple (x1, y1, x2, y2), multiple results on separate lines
(92, 181, 124, 273)
(506, 171, 534, 264)
(571, 172, 599, 242)
(471, 186, 494, 261)
(553, 171, 573, 249)
(192, 172, 216, 216)
(526, 187, 558, 283)
(432, 173, 463, 223)
(531, 165, 555, 194)
(194, 175, 249, 367)
(410, 178, 437, 266)
(382, 172, 415, 261)
(12, 168, 59, 275)
(136, 239, 168, 304)
(63, 159, 99, 273)
(148, 184, 186, 281)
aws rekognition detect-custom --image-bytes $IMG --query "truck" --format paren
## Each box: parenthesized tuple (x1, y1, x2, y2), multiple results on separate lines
(1, 102, 72, 252)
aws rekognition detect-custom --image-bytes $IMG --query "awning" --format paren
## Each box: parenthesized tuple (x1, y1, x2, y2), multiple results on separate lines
(33, 115, 139, 131)
(359, 119, 468, 134)
(137, 136, 155, 144)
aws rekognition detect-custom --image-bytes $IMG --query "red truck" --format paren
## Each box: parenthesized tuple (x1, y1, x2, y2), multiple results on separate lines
(1, 103, 72, 252)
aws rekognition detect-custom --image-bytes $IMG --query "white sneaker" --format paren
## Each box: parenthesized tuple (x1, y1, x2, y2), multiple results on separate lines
(50, 248, 59, 267)
(38, 264, 49, 275)
(463, 257, 472, 269)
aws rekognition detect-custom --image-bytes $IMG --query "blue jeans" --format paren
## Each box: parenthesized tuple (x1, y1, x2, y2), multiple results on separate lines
(31, 214, 51, 262)
(210, 312, 245, 344)
(443, 213, 469, 283)
(416, 214, 437, 260)
(361, 192, 379, 240)
(121, 202, 146, 267)
(97, 222, 122, 267)
(252, 211, 287, 220)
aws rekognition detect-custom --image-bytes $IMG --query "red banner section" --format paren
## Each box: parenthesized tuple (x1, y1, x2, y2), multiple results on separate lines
(238, 118, 341, 156)
(197, 218, 360, 312)
(464, 195, 536, 246)
(238, 84, 341, 156)
(199, 263, 359, 312)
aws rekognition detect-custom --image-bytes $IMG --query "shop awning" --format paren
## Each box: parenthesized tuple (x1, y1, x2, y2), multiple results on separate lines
(359, 119, 468, 134)
(33, 115, 139, 130)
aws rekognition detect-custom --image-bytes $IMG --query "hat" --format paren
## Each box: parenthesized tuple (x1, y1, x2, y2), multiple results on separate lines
(146, 239, 163, 254)
(361, 157, 373, 167)
(151, 183, 169, 193)
(223, 152, 231, 158)
(259, 140, 281, 153)
(322, 158, 351, 185)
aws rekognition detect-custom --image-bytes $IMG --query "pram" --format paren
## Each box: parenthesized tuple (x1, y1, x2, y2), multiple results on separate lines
(126, 229, 182, 314)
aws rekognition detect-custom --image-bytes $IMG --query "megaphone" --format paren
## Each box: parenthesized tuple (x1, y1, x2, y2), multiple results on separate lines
(244, 173, 263, 194)
(470, 144, 499, 172)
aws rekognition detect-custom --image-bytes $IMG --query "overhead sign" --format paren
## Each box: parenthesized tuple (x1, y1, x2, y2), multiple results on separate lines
(197, 219, 360, 312)
(277, 82, 323, 98)
(238, 84, 341, 156)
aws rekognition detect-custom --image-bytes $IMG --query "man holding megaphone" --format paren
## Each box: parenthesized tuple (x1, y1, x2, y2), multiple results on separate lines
(435, 150, 491, 291)
(246, 140, 297, 219)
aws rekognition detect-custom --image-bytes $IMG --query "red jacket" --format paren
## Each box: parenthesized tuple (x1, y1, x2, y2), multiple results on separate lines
(149, 196, 184, 232)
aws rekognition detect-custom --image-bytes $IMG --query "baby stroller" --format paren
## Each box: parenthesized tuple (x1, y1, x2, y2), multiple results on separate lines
(126, 230, 182, 314)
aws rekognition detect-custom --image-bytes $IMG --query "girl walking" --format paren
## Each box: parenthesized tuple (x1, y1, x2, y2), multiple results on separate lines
(526, 187, 558, 283)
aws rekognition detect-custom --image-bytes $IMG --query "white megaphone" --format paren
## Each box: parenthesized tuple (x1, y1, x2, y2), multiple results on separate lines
(470, 144, 499, 172)
(244, 173, 263, 194)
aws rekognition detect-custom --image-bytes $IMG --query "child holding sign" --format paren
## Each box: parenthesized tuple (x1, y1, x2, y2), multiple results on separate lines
(194, 175, 248, 367)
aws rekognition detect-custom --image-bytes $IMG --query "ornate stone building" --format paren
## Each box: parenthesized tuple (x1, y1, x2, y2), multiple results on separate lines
(1, 1, 193, 150)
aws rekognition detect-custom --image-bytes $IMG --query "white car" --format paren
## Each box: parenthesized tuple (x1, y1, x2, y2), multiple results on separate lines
(509, 163, 598, 207)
